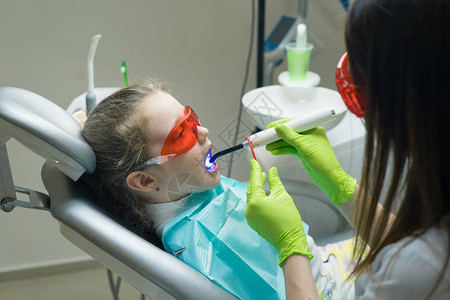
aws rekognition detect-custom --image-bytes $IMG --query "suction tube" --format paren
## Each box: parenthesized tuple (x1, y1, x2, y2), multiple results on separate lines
(86, 34, 102, 114)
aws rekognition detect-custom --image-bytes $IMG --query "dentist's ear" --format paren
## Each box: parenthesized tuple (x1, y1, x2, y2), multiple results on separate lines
(126, 171, 158, 192)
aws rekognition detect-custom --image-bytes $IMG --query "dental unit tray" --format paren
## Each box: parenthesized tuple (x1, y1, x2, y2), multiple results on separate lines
(0, 87, 235, 299)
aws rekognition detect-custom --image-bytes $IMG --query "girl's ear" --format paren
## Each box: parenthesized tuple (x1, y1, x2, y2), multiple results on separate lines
(126, 171, 158, 192)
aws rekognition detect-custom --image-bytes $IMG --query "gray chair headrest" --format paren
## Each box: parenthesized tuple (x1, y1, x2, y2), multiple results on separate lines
(0, 87, 96, 180)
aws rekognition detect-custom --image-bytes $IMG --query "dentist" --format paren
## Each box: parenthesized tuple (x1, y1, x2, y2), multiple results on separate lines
(245, 0, 450, 299)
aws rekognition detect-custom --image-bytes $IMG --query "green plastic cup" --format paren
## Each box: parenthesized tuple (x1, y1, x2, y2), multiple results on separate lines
(285, 42, 314, 81)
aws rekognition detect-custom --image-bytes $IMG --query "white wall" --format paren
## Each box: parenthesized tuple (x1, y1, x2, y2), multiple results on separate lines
(0, 0, 346, 273)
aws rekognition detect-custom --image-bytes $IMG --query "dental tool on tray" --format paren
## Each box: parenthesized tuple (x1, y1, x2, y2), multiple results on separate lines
(205, 106, 336, 170)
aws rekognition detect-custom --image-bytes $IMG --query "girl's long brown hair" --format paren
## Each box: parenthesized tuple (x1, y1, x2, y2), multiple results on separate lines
(81, 79, 170, 248)
(345, 0, 450, 296)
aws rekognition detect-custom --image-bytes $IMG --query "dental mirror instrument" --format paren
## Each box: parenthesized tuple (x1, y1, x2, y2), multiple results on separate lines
(86, 34, 102, 114)
(207, 106, 336, 167)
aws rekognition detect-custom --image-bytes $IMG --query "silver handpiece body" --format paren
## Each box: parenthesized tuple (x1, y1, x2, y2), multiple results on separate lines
(243, 106, 336, 149)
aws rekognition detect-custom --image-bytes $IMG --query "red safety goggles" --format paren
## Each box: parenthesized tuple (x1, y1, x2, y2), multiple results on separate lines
(124, 106, 200, 177)
(161, 105, 201, 156)
(335, 52, 366, 118)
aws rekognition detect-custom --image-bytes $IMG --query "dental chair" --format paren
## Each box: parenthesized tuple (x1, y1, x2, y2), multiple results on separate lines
(0, 86, 235, 300)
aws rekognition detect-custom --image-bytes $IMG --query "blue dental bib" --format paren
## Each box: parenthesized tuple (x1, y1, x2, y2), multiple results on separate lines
(162, 176, 309, 300)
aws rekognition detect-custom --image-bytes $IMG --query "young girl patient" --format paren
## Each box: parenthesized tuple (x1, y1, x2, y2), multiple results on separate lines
(81, 80, 288, 299)
(81, 80, 353, 299)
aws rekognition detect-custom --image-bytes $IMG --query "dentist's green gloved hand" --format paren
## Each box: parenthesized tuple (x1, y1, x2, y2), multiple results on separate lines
(245, 159, 312, 267)
(266, 120, 356, 205)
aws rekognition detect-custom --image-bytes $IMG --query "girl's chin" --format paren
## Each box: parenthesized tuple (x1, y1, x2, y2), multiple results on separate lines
(203, 171, 221, 189)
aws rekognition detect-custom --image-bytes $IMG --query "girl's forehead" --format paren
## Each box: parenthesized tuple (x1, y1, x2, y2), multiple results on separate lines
(141, 91, 185, 144)
(155, 91, 182, 108)
(143, 91, 182, 118)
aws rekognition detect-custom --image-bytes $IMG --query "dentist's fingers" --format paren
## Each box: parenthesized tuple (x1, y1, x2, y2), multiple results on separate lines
(247, 169, 266, 194)
(270, 147, 299, 157)
(266, 117, 295, 129)
(267, 167, 287, 195)
(247, 159, 266, 202)
(265, 137, 298, 157)
(265, 139, 292, 151)
(274, 124, 306, 146)
(261, 172, 267, 186)
(275, 125, 327, 156)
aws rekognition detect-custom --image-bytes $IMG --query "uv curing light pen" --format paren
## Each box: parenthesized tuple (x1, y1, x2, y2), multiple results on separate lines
(243, 106, 336, 149)
(208, 106, 336, 163)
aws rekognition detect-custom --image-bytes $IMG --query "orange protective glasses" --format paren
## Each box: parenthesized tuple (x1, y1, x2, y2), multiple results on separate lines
(119, 106, 201, 184)
(335, 52, 366, 118)
(122, 106, 201, 179)
(160, 105, 201, 156)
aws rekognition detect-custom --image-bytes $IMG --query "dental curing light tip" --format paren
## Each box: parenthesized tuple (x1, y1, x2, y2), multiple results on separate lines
(209, 144, 244, 163)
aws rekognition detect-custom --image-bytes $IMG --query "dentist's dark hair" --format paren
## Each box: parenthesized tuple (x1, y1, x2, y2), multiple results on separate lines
(345, 0, 450, 297)
(81, 79, 170, 249)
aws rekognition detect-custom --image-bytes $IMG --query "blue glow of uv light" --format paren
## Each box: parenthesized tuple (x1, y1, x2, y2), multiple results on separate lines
(205, 149, 217, 171)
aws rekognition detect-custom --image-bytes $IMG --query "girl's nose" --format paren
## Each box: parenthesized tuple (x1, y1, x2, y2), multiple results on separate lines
(197, 126, 209, 144)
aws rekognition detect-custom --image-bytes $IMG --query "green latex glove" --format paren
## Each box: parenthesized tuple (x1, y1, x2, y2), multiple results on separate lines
(245, 159, 312, 267)
(266, 120, 357, 205)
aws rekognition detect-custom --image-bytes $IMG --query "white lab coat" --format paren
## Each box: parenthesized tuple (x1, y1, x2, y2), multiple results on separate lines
(354, 222, 449, 299)
(308, 217, 449, 299)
